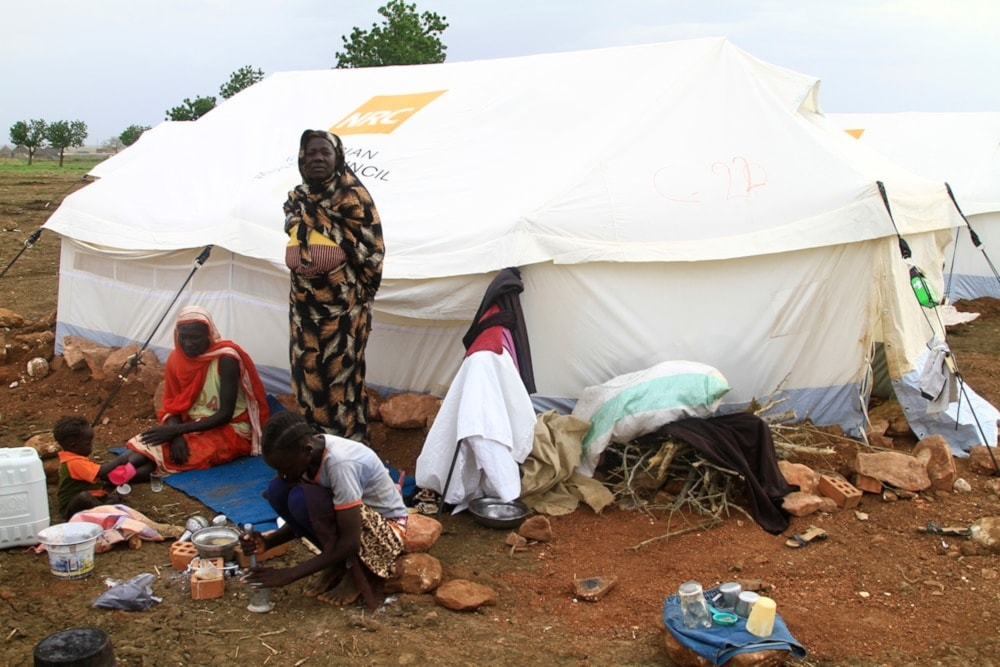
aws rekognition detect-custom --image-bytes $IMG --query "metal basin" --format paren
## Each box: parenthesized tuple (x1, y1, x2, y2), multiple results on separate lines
(468, 497, 531, 529)
(190, 526, 240, 560)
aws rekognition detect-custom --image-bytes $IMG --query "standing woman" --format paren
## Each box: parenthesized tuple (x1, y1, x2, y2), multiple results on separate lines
(283, 130, 384, 441)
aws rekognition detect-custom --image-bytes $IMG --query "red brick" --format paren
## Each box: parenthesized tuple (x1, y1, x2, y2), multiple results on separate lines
(170, 541, 198, 571)
(190, 557, 225, 600)
(817, 474, 862, 509)
(853, 473, 883, 495)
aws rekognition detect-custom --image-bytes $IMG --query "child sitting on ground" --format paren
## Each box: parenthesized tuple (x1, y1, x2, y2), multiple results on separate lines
(55, 415, 133, 519)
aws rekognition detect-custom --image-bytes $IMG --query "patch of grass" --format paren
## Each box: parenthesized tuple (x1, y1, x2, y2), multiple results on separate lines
(0, 155, 106, 175)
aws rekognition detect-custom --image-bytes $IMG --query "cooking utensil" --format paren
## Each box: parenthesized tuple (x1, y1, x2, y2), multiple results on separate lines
(191, 526, 241, 560)
(468, 497, 531, 529)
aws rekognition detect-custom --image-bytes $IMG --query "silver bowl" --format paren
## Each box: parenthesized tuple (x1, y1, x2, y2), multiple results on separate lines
(468, 497, 531, 529)
(191, 526, 240, 560)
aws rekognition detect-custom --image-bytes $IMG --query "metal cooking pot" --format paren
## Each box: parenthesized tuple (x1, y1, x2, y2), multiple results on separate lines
(190, 526, 241, 561)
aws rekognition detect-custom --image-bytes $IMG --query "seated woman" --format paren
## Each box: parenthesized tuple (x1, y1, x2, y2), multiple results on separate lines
(241, 411, 408, 610)
(123, 305, 269, 481)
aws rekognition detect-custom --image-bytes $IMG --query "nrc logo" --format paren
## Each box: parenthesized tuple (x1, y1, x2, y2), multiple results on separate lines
(331, 91, 446, 136)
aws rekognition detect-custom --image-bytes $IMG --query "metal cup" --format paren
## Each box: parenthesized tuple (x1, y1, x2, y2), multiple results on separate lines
(719, 582, 742, 608)
(735, 591, 759, 617)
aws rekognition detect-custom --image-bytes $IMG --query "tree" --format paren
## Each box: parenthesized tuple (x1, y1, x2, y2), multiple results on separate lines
(120, 124, 150, 147)
(335, 0, 448, 68)
(8, 119, 48, 165)
(165, 96, 216, 121)
(102, 137, 124, 154)
(219, 66, 265, 99)
(45, 120, 88, 167)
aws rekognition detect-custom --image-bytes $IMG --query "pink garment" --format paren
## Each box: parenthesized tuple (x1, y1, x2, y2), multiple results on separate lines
(70, 504, 166, 552)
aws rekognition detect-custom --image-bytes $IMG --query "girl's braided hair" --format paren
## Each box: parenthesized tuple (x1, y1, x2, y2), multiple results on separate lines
(262, 411, 318, 457)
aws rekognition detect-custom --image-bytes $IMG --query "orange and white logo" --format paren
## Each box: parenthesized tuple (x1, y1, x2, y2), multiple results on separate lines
(331, 91, 446, 135)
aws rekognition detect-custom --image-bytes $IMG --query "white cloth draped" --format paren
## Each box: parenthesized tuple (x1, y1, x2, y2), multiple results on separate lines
(415, 349, 536, 512)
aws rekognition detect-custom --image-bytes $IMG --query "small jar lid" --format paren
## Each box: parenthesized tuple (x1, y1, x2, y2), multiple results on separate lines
(719, 582, 741, 594)
(678, 581, 703, 596)
(738, 591, 760, 602)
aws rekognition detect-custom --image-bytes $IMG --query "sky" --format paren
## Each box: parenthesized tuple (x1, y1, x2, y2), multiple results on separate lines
(2, 0, 999, 146)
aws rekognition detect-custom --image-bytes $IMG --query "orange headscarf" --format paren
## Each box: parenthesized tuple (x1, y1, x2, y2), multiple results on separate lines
(159, 306, 270, 455)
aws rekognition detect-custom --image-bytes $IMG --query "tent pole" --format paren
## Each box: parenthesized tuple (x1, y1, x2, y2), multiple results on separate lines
(91, 245, 213, 427)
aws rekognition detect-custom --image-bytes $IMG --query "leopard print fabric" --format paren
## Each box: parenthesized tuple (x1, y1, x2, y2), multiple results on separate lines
(357, 504, 405, 578)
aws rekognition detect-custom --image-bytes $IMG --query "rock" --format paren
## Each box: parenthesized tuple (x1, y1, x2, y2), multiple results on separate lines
(817, 496, 839, 513)
(0, 308, 25, 328)
(953, 478, 972, 493)
(15, 330, 55, 360)
(913, 435, 958, 491)
(885, 416, 913, 438)
(866, 432, 896, 449)
(379, 393, 441, 429)
(778, 461, 819, 494)
(985, 478, 1000, 497)
(366, 386, 382, 421)
(968, 446, 1000, 476)
(385, 553, 442, 594)
(854, 451, 931, 492)
(403, 513, 443, 553)
(101, 344, 162, 393)
(26, 357, 49, 378)
(658, 615, 789, 667)
(867, 418, 890, 437)
(61, 335, 112, 374)
(23, 432, 60, 459)
(434, 579, 496, 611)
(504, 532, 528, 549)
(780, 491, 824, 517)
(970, 517, 1000, 554)
(572, 576, 617, 601)
(518, 515, 552, 542)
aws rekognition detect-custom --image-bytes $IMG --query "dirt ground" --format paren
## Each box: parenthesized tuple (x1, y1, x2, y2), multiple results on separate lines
(2, 168, 1000, 666)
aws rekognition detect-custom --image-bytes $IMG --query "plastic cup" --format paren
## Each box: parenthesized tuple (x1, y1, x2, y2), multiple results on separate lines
(149, 473, 164, 493)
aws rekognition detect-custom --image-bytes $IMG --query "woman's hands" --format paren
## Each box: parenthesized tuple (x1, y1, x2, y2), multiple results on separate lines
(140, 424, 190, 465)
(243, 566, 299, 589)
(140, 423, 183, 445)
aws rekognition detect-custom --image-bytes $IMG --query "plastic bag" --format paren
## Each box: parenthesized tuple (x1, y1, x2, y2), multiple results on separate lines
(92, 572, 161, 611)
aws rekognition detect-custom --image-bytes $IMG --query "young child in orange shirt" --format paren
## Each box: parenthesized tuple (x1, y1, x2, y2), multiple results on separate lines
(54, 416, 133, 518)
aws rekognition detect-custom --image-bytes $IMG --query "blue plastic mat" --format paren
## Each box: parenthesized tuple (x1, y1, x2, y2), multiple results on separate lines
(163, 455, 278, 532)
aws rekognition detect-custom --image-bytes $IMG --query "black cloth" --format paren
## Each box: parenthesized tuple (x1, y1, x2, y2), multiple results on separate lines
(653, 413, 796, 534)
(462, 267, 536, 394)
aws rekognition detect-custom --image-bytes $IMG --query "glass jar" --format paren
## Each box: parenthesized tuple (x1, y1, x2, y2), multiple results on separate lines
(678, 580, 713, 629)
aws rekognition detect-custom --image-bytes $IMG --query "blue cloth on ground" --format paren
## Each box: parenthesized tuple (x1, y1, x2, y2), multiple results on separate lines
(164, 455, 279, 532)
(662, 587, 806, 666)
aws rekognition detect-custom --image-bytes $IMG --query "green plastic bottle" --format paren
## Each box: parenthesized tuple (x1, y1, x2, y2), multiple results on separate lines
(909, 266, 937, 308)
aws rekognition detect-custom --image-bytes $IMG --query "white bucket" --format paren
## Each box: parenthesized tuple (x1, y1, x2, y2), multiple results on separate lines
(37, 523, 103, 579)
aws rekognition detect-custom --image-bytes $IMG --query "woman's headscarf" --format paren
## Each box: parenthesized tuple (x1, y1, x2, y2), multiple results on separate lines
(160, 305, 270, 455)
(282, 130, 384, 299)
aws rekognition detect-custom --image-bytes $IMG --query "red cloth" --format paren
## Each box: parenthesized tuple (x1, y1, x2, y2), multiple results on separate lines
(127, 306, 271, 470)
(151, 339, 270, 469)
(464, 305, 505, 357)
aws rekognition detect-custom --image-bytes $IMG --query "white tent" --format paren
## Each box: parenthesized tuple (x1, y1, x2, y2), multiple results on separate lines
(830, 112, 1000, 301)
(44, 38, 990, 447)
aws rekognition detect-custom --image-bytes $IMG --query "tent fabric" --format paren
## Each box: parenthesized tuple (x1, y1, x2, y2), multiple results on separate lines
(45, 38, 983, 446)
(829, 112, 1000, 300)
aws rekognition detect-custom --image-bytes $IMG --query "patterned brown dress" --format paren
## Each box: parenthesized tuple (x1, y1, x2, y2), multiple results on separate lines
(283, 130, 384, 441)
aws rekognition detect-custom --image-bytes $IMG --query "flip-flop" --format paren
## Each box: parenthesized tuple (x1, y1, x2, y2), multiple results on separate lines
(785, 525, 829, 548)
